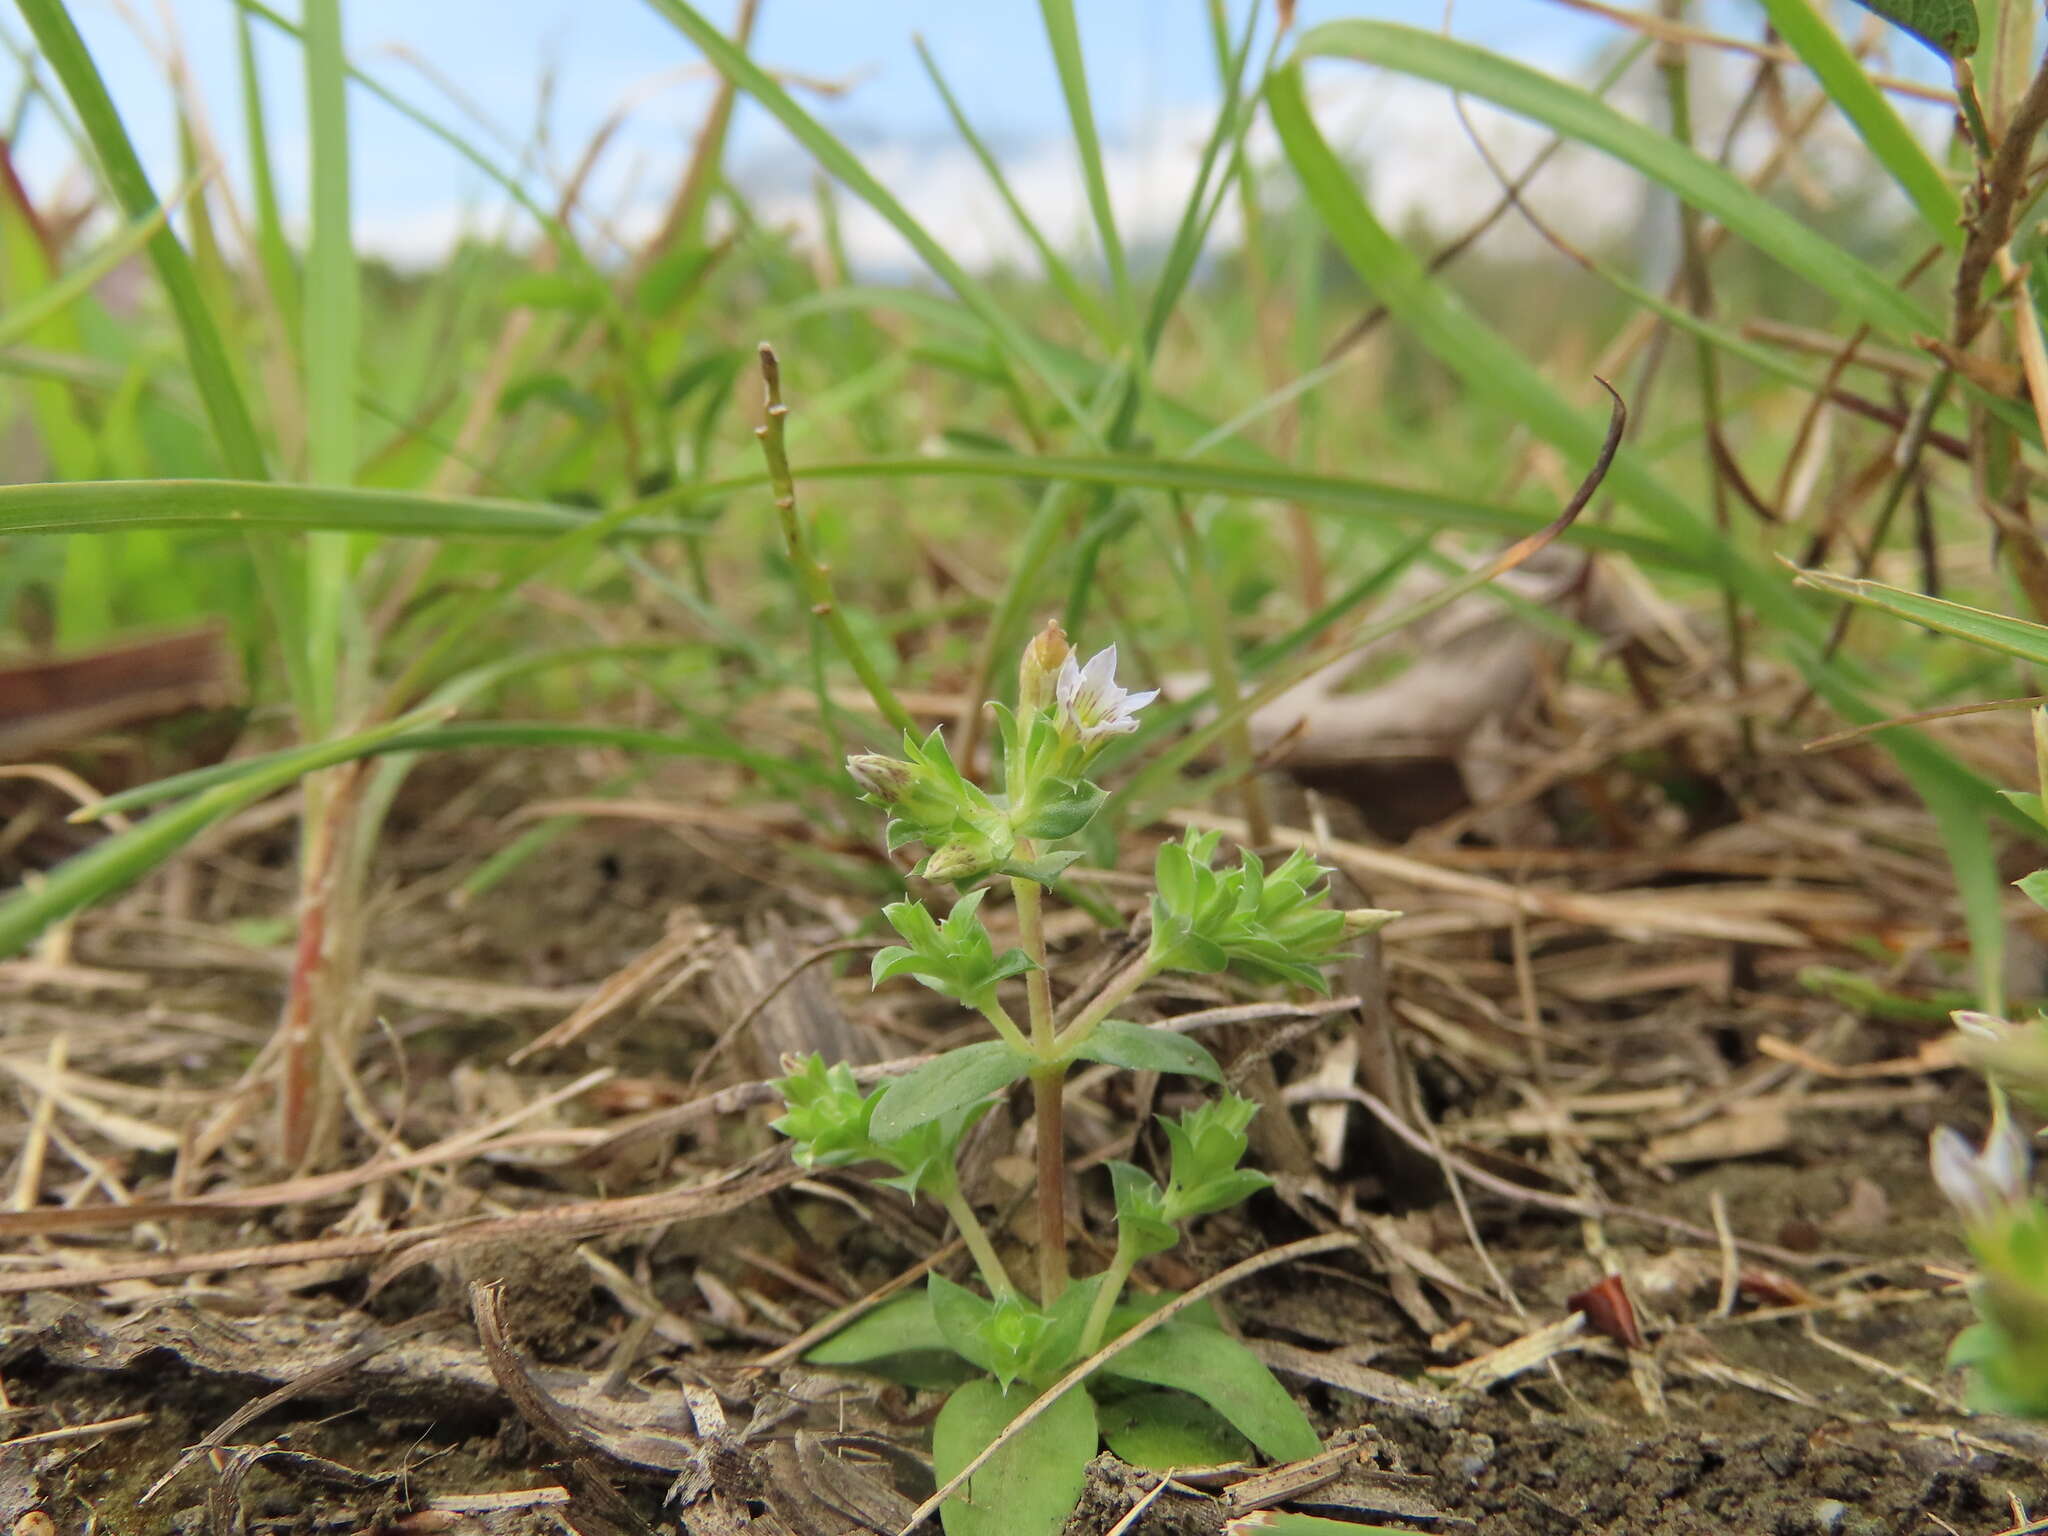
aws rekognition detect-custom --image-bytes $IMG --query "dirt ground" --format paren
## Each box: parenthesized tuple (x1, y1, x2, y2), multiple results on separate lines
(1, 754, 2044, 1535)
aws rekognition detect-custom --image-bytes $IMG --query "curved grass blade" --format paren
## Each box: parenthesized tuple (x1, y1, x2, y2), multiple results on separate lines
(14, 0, 266, 478)
(1287, 22, 1935, 340)
(0, 714, 429, 960)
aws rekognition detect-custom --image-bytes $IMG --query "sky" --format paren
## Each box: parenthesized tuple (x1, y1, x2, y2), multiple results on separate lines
(7, 0, 1951, 271)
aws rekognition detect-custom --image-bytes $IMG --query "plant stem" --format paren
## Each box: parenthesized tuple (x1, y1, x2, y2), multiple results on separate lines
(1029, 1067, 1069, 1302)
(1011, 867, 1067, 1301)
(755, 343, 916, 736)
(1077, 1244, 1138, 1359)
(975, 999, 1033, 1056)
(1053, 951, 1158, 1052)
(940, 1184, 1018, 1299)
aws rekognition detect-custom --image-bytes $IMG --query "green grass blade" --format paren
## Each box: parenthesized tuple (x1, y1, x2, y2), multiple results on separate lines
(1266, 60, 2013, 843)
(913, 35, 1114, 346)
(236, 5, 300, 358)
(0, 479, 685, 538)
(1796, 569, 2048, 666)
(14, 0, 267, 478)
(638, 0, 1095, 438)
(0, 177, 189, 351)
(1038, 0, 1133, 332)
(654, 452, 1696, 567)
(1758, 0, 1961, 242)
(301, 0, 359, 734)
(1142, 1, 1265, 360)
(1288, 22, 1935, 339)
(80, 722, 793, 821)
(0, 713, 427, 960)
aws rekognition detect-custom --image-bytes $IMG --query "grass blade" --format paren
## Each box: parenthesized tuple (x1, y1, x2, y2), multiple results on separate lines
(301, 0, 359, 734)
(1038, 0, 1133, 332)
(1758, 0, 1961, 242)
(1288, 21, 1935, 340)
(1796, 568, 2048, 667)
(0, 714, 428, 960)
(913, 35, 1114, 346)
(0, 479, 685, 538)
(14, 0, 267, 478)
(638, 0, 1095, 438)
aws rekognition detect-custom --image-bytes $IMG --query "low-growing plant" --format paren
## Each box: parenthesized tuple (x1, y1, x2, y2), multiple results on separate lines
(771, 623, 1395, 1535)
(1797, 573, 2048, 1416)
(1929, 708, 2048, 1418)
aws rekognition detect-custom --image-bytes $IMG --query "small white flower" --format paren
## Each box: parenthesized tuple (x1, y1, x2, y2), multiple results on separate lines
(1931, 1121, 2032, 1223)
(1055, 644, 1158, 745)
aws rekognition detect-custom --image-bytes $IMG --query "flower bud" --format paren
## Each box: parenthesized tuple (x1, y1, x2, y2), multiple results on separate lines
(847, 753, 918, 805)
(922, 842, 987, 883)
(1018, 620, 1070, 716)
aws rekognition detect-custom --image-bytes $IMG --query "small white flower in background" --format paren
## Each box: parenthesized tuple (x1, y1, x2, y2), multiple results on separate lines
(1931, 1120, 2032, 1223)
(1055, 644, 1158, 745)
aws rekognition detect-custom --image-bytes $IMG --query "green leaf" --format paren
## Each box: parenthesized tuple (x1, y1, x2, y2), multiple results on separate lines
(930, 1274, 1002, 1380)
(807, 1293, 944, 1363)
(1844, 0, 1978, 56)
(870, 1042, 1033, 1141)
(2004, 791, 2048, 830)
(1758, 0, 1962, 233)
(997, 850, 1086, 883)
(501, 270, 606, 313)
(1100, 1316, 1319, 1464)
(1097, 1388, 1251, 1470)
(804, 1293, 976, 1390)
(1069, 1020, 1223, 1082)
(1284, 25, 1934, 340)
(638, 0, 1092, 435)
(932, 1378, 1096, 1536)
(1017, 779, 1108, 840)
(1107, 1161, 1178, 1260)
(1795, 570, 2048, 668)
(2018, 870, 2048, 913)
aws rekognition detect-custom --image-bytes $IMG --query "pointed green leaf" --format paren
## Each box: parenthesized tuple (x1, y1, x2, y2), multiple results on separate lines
(930, 1274, 1001, 1379)
(1100, 1316, 1319, 1463)
(870, 1042, 1033, 1141)
(807, 1292, 945, 1365)
(1070, 1020, 1223, 1082)
(1796, 571, 2048, 668)
(933, 1377, 1096, 1536)
(1097, 1388, 1251, 1471)
(2018, 870, 2048, 913)
(2004, 791, 2048, 830)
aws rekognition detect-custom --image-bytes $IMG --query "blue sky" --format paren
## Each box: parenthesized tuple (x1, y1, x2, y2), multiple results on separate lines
(10, 1, 1945, 268)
